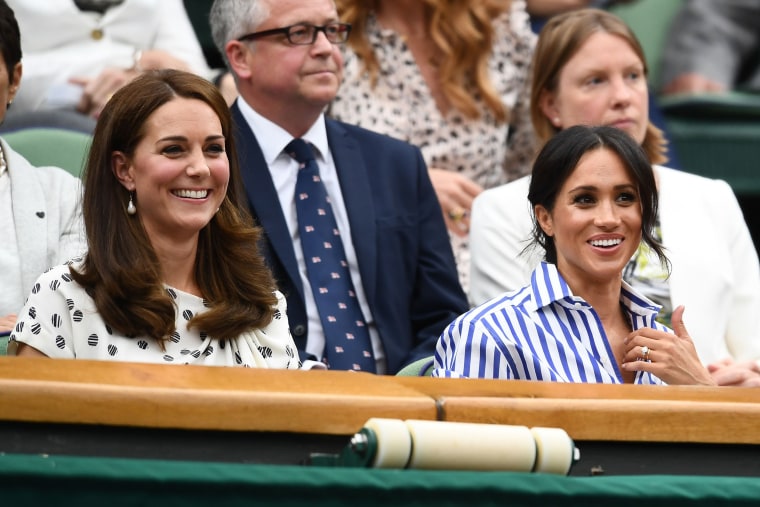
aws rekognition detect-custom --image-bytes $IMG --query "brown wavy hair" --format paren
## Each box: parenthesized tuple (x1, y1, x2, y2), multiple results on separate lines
(337, 0, 510, 122)
(530, 8, 668, 165)
(73, 69, 278, 343)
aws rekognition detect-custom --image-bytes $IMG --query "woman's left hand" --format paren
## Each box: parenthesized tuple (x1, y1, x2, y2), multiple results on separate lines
(622, 305, 716, 386)
(428, 168, 483, 237)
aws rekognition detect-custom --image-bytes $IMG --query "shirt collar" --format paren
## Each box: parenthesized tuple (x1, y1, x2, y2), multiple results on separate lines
(236, 97, 329, 163)
(528, 262, 662, 318)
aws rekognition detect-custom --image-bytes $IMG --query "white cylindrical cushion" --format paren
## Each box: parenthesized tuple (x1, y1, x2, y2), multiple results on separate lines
(530, 427, 576, 475)
(363, 418, 413, 468)
(404, 420, 537, 471)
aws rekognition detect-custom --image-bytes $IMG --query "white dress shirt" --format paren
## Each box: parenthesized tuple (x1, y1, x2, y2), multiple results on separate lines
(236, 99, 386, 373)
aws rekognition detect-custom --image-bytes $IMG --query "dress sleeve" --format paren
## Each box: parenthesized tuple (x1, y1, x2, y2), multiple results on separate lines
(9, 265, 77, 359)
(432, 313, 512, 379)
(237, 291, 301, 369)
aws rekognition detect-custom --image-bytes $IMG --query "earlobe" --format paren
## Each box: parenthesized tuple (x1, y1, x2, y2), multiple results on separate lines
(111, 151, 135, 191)
(535, 205, 554, 237)
(8, 62, 22, 103)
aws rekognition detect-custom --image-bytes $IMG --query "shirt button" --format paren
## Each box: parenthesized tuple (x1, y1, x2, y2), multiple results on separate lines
(292, 324, 306, 337)
(91, 28, 104, 40)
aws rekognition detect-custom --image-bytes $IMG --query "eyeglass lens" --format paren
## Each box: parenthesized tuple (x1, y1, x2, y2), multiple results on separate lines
(288, 23, 350, 45)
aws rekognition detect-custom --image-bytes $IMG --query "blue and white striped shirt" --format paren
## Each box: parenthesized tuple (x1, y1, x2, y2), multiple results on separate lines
(433, 262, 666, 384)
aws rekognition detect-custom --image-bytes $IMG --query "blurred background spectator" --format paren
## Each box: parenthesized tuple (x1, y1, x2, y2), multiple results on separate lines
(3, 0, 213, 130)
(0, 0, 85, 335)
(659, 0, 760, 96)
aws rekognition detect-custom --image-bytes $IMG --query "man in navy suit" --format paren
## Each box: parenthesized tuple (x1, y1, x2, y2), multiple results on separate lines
(209, 0, 468, 374)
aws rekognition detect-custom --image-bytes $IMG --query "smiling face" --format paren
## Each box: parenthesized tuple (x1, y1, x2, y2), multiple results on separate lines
(535, 147, 642, 289)
(540, 31, 649, 145)
(113, 97, 229, 246)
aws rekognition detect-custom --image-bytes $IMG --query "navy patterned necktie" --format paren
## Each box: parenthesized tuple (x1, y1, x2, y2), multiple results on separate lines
(286, 138, 376, 372)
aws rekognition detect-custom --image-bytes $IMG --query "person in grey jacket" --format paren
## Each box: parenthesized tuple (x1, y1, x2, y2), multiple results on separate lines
(0, 0, 85, 333)
(659, 0, 760, 95)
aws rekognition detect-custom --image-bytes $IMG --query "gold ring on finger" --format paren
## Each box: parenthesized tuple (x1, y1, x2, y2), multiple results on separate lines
(448, 207, 467, 222)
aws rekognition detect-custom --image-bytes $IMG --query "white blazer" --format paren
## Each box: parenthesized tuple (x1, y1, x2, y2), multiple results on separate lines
(8, 0, 212, 113)
(469, 166, 760, 365)
(5, 138, 86, 310)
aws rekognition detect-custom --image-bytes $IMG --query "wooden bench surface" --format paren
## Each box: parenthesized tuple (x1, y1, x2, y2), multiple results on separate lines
(0, 357, 437, 434)
(395, 375, 760, 403)
(395, 376, 760, 444)
(2, 357, 759, 444)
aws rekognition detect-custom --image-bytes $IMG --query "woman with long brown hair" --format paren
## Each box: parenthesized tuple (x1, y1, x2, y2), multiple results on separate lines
(11, 69, 299, 369)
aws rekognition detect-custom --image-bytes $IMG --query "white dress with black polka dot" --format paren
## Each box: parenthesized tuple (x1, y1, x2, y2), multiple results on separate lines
(330, 1, 537, 291)
(10, 261, 300, 369)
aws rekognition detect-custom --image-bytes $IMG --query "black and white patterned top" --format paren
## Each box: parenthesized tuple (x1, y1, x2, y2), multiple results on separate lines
(329, 1, 537, 291)
(10, 261, 299, 369)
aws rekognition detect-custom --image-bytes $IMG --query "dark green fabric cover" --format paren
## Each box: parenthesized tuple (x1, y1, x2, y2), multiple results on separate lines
(664, 118, 760, 194)
(3, 453, 760, 506)
(660, 92, 760, 194)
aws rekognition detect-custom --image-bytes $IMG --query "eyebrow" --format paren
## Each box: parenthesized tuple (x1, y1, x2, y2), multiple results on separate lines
(568, 183, 637, 193)
(157, 134, 225, 143)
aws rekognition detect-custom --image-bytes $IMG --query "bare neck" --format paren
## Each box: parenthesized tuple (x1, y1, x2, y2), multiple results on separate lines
(563, 271, 626, 325)
(150, 234, 200, 297)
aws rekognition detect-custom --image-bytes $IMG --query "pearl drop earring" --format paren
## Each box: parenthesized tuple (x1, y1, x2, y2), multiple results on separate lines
(127, 193, 136, 215)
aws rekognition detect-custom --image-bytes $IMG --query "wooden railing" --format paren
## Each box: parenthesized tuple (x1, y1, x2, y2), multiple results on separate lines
(2, 356, 760, 445)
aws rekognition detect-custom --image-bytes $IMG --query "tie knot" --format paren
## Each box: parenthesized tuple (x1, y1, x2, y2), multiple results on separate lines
(286, 138, 315, 164)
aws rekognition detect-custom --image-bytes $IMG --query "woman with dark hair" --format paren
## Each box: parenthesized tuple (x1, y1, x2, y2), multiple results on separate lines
(434, 125, 714, 386)
(0, 0, 85, 335)
(469, 8, 760, 386)
(10, 69, 299, 368)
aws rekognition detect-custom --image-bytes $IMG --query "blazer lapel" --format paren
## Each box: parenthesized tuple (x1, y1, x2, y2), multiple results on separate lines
(6, 142, 49, 293)
(231, 103, 304, 299)
(325, 120, 378, 304)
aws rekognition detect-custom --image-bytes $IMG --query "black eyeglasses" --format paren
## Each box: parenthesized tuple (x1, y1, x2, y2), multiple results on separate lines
(237, 22, 352, 46)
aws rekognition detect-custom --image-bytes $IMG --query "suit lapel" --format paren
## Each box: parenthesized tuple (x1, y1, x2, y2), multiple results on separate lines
(231, 103, 304, 299)
(325, 120, 377, 304)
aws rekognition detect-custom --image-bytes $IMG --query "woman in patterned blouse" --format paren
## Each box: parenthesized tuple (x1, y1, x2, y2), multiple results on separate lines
(10, 69, 300, 369)
(331, 0, 538, 292)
